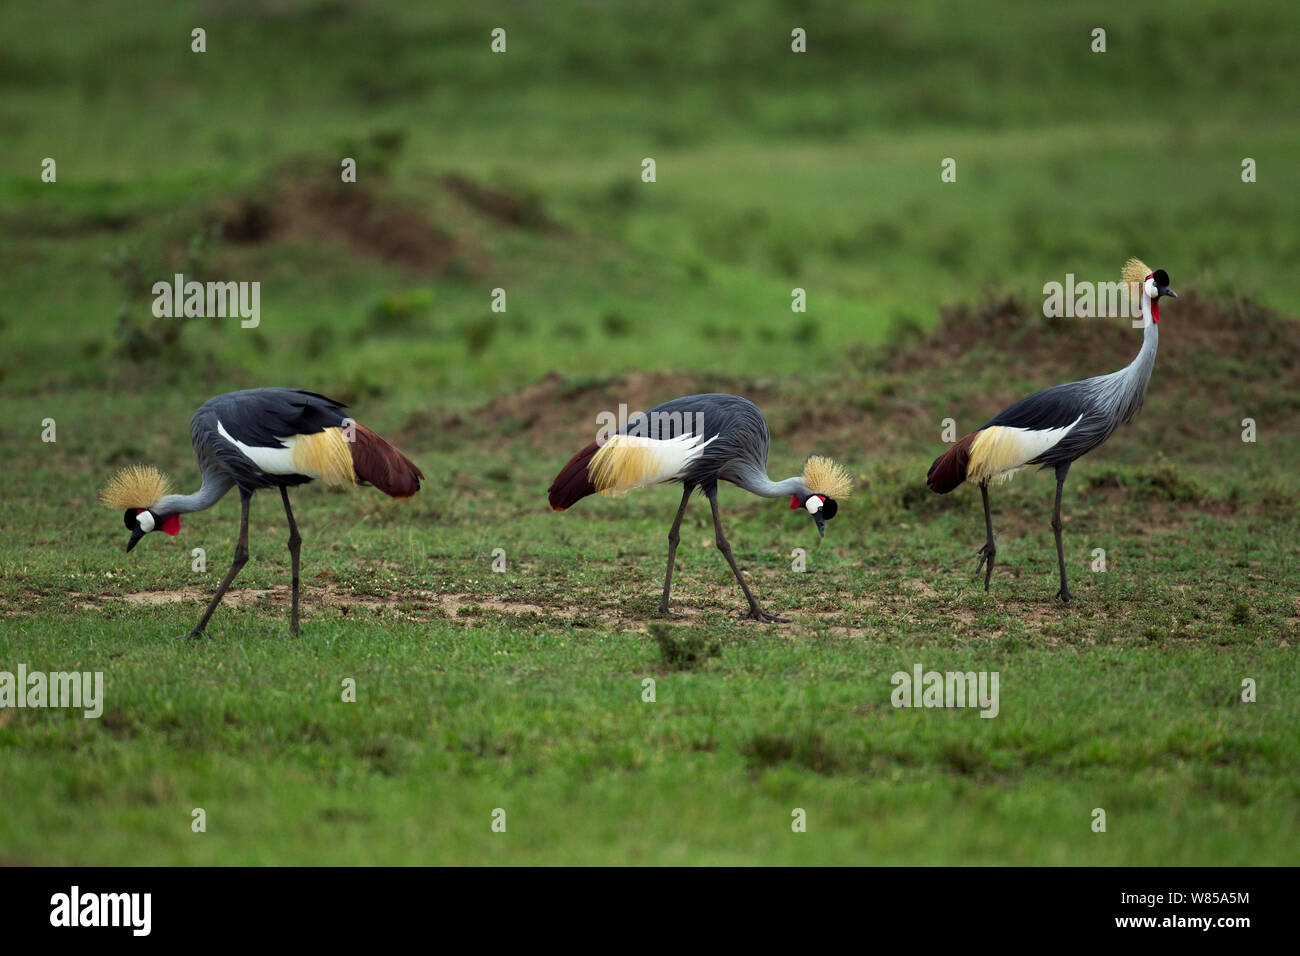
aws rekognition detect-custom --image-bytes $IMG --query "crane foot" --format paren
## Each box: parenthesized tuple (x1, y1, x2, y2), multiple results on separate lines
(747, 608, 789, 624)
(1055, 587, 1073, 604)
(973, 542, 996, 591)
(180, 627, 207, 640)
(656, 607, 685, 620)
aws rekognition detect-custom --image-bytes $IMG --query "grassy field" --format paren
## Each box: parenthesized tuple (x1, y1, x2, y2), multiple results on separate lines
(1, 0, 1298, 864)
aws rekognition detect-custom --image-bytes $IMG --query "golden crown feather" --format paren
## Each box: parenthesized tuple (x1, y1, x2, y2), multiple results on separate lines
(802, 455, 853, 499)
(99, 465, 173, 510)
(1121, 257, 1152, 286)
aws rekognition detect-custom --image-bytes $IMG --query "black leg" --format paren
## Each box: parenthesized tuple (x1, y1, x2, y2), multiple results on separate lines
(281, 486, 302, 635)
(706, 486, 786, 624)
(186, 490, 251, 638)
(1052, 462, 1072, 603)
(974, 482, 996, 592)
(658, 483, 694, 617)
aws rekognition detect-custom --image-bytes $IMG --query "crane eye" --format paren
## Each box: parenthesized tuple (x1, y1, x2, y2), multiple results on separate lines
(136, 510, 156, 533)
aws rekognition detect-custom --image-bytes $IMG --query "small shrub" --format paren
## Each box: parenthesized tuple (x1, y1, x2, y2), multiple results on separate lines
(366, 289, 434, 335)
(1085, 457, 1204, 502)
(601, 311, 630, 337)
(650, 623, 720, 671)
(461, 316, 498, 355)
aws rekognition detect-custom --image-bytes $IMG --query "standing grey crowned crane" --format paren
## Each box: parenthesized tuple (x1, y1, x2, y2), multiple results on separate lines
(548, 393, 852, 622)
(926, 258, 1176, 601)
(99, 388, 423, 637)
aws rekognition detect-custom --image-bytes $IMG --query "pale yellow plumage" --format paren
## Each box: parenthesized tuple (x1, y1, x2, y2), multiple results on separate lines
(589, 436, 660, 497)
(967, 427, 1027, 485)
(802, 456, 852, 499)
(99, 464, 173, 510)
(291, 427, 356, 488)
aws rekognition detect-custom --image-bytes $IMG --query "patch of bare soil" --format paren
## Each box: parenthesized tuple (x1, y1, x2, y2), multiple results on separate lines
(66, 572, 1004, 637)
(42, 566, 1284, 642)
(215, 169, 455, 273)
(74, 580, 870, 635)
(441, 174, 557, 231)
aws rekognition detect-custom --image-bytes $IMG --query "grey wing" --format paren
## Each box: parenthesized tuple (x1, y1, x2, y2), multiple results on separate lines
(984, 378, 1116, 467)
(191, 388, 349, 491)
(203, 388, 349, 446)
(625, 393, 770, 488)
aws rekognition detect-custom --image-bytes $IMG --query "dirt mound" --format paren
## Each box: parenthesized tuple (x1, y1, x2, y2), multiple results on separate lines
(412, 370, 781, 448)
(441, 174, 556, 231)
(892, 291, 1296, 386)
(419, 292, 1296, 459)
(889, 292, 1299, 433)
(216, 171, 455, 272)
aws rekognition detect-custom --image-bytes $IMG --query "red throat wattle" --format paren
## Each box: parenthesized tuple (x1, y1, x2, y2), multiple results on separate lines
(789, 495, 801, 510)
(1147, 275, 1160, 324)
(160, 514, 181, 535)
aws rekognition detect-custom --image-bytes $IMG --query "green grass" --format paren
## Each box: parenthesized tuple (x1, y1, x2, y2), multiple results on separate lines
(4, 618, 1295, 865)
(2, 0, 1299, 864)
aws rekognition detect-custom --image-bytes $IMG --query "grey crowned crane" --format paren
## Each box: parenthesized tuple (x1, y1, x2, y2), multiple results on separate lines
(548, 393, 852, 622)
(100, 388, 423, 637)
(927, 258, 1176, 602)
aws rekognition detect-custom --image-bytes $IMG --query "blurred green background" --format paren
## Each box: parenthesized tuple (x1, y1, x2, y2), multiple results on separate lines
(2, 0, 1297, 400)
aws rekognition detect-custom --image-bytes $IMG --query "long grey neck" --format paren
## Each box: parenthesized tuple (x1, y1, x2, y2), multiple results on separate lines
(734, 472, 809, 499)
(152, 469, 234, 516)
(1102, 294, 1159, 425)
(1129, 294, 1160, 383)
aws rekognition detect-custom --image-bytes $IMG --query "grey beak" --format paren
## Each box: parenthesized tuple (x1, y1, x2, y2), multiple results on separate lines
(126, 528, 145, 553)
(1160, 287, 1177, 298)
(813, 510, 826, 539)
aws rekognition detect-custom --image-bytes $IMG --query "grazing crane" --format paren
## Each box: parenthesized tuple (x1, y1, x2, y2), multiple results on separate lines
(548, 393, 852, 622)
(927, 259, 1176, 602)
(100, 388, 423, 637)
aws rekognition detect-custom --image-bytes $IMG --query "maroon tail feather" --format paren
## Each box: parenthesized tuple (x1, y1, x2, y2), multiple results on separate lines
(548, 441, 599, 511)
(350, 424, 424, 498)
(927, 431, 978, 494)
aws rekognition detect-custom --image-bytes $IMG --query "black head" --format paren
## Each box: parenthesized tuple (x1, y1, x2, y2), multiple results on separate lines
(124, 508, 150, 552)
(791, 494, 839, 538)
(122, 508, 179, 552)
(1152, 268, 1176, 299)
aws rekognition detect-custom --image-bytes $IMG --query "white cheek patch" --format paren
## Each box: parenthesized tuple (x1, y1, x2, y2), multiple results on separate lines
(1144, 277, 1158, 298)
(804, 496, 824, 515)
(137, 510, 155, 532)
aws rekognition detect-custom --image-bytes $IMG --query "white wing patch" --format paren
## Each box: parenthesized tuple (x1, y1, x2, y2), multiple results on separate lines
(968, 416, 1082, 484)
(639, 432, 717, 485)
(216, 420, 309, 476)
(590, 432, 717, 496)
